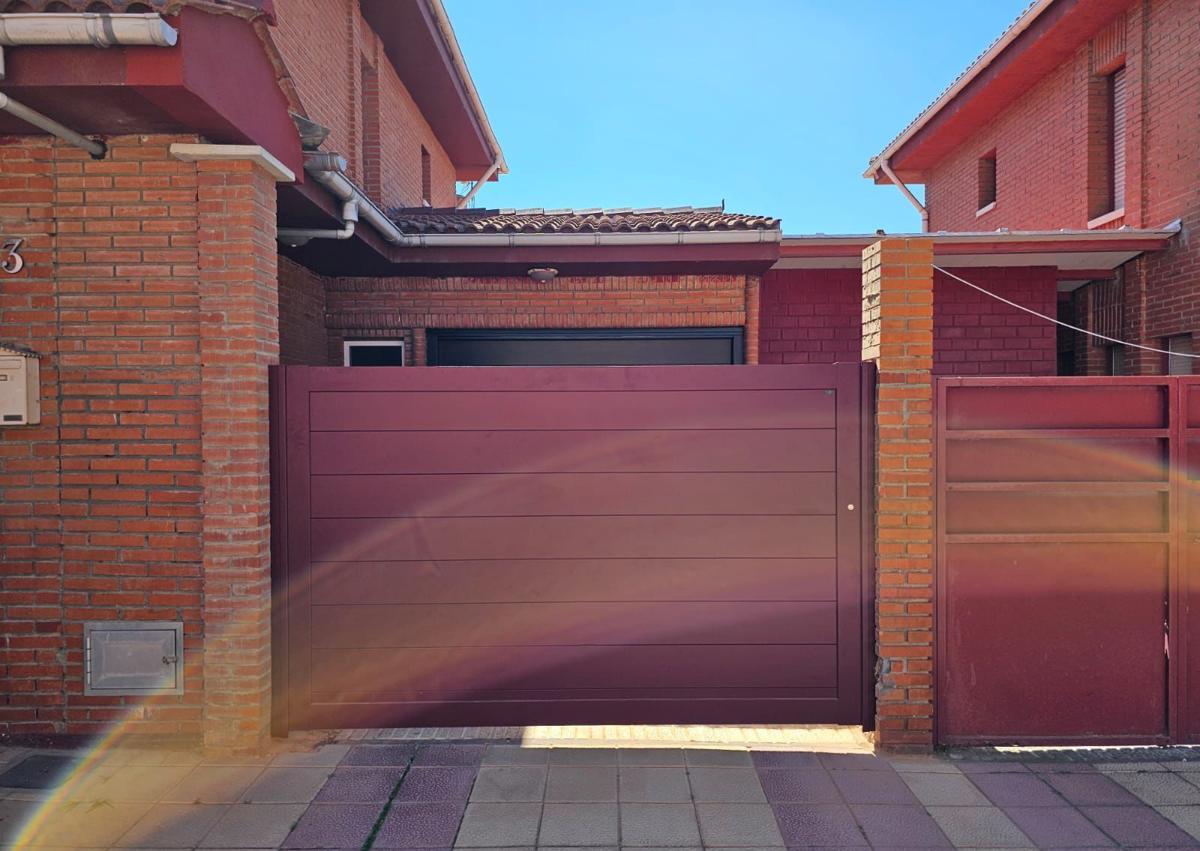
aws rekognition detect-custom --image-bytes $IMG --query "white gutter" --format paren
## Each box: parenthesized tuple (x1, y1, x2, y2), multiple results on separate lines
(879, 159, 929, 233)
(427, 0, 507, 177)
(864, 0, 1054, 180)
(0, 13, 178, 156)
(276, 200, 358, 247)
(456, 158, 501, 209)
(781, 220, 1182, 246)
(282, 152, 781, 248)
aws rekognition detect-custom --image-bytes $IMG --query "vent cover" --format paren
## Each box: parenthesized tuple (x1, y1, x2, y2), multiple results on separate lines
(84, 621, 183, 696)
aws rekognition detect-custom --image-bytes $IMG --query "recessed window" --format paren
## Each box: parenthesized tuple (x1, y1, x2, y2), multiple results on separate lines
(421, 147, 432, 207)
(1089, 65, 1126, 224)
(977, 151, 997, 213)
(343, 340, 405, 367)
(1167, 334, 1193, 375)
(1107, 344, 1124, 376)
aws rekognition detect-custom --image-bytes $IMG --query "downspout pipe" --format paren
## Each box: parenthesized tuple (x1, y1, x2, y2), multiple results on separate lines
(276, 199, 358, 247)
(0, 92, 105, 158)
(879, 159, 929, 233)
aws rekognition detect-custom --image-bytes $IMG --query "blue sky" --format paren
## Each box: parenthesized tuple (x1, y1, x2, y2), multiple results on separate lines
(445, 0, 1029, 235)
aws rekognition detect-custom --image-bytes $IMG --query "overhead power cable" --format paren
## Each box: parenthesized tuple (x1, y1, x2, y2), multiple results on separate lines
(933, 264, 1200, 359)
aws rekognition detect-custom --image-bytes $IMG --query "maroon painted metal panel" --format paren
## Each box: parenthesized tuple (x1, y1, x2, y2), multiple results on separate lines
(271, 364, 870, 731)
(936, 376, 1189, 746)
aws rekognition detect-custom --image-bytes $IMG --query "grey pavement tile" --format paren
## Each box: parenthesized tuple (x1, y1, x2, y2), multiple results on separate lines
(162, 766, 265, 805)
(619, 803, 701, 847)
(683, 749, 751, 768)
(23, 801, 152, 847)
(198, 753, 272, 768)
(770, 802, 866, 846)
(395, 766, 477, 803)
(482, 746, 550, 766)
(197, 803, 307, 849)
(957, 762, 1031, 775)
(271, 745, 350, 768)
(1026, 763, 1099, 774)
(538, 802, 619, 846)
(1111, 772, 1200, 806)
(546, 766, 618, 803)
(314, 766, 403, 804)
(1081, 805, 1200, 847)
(618, 767, 689, 804)
(831, 768, 918, 805)
(900, 771, 991, 806)
(750, 751, 821, 770)
(971, 772, 1064, 807)
(454, 802, 540, 847)
(470, 766, 547, 803)
(618, 750, 685, 767)
(886, 756, 961, 774)
(374, 800, 465, 848)
(1003, 805, 1116, 848)
(926, 806, 1032, 848)
(695, 802, 784, 847)
(88, 766, 195, 802)
(240, 767, 333, 804)
(757, 768, 841, 804)
(1158, 806, 1200, 841)
(414, 744, 486, 768)
(1043, 772, 1143, 806)
(818, 753, 891, 772)
(1099, 762, 1170, 772)
(850, 804, 952, 847)
(342, 745, 417, 768)
(281, 802, 381, 849)
(548, 749, 618, 767)
(687, 768, 766, 803)
(113, 803, 229, 848)
(0, 799, 39, 844)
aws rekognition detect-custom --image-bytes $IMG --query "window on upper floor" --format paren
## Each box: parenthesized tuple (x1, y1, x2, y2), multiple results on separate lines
(1167, 335, 1193, 376)
(421, 147, 432, 207)
(977, 151, 997, 214)
(1089, 65, 1127, 225)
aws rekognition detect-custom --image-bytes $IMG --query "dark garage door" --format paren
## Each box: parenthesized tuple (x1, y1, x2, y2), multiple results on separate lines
(426, 328, 744, 365)
(270, 363, 870, 732)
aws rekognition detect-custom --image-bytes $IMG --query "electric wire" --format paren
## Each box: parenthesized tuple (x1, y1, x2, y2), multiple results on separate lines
(933, 264, 1200, 359)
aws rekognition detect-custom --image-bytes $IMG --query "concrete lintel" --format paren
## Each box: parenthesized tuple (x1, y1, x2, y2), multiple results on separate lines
(170, 143, 295, 183)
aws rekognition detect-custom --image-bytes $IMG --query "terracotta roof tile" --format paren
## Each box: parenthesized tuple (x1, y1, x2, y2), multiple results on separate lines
(388, 206, 780, 235)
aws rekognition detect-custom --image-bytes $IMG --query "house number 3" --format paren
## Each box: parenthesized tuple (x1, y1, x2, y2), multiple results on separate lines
(1, 238, 24, 275)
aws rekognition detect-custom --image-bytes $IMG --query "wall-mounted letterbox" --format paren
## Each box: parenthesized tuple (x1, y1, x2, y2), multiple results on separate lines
(0, 345, 40, 426)
(84, 621, 184, 696)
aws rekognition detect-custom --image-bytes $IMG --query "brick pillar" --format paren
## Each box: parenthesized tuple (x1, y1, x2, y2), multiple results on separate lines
(862, 238, 935, 752)
(745, 274, 760, 364)
(176, 145, 291, 750)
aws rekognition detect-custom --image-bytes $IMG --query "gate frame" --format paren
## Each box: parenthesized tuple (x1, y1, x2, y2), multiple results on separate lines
(934, 375, 1199, 746)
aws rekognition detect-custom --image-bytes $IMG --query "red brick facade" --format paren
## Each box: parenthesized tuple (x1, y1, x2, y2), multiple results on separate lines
(295, 273, 761, 366)
(760, 267, 1057, 376)
(921, 0, 1199, 374)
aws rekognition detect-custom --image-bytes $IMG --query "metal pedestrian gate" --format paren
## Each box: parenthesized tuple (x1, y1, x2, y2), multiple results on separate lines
(269, 363, 873, 733)
(937, 376, 1200, 746)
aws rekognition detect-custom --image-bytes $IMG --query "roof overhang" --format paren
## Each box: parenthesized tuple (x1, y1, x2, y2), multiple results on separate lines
(0, 7, 302, 176)
(775, 226, 1179, 291)
(865, 0, 1131, 184)
(360, 0, 503, 182)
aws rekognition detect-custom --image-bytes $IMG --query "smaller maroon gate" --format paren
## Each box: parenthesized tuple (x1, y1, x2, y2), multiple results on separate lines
(271, 363, 874, 733)
(937, 376, 1200, 746)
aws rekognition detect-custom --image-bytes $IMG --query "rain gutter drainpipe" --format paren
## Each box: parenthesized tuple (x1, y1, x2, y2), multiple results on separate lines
(283, 152, 783, 248)
(456, 158, 501, 209)
(0, 13, 179, 158)
(879, 159, 929, 232)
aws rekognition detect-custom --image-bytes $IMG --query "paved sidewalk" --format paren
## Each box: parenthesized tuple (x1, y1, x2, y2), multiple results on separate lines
(4, 740, 1200, 848)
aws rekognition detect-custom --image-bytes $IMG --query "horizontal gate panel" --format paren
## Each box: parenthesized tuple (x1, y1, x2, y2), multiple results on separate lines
(309, 389, 836, 431)
(944, 437, 1166, 482)
(310, 429, 837, 474)
(311, 515, 838, 562)
(311, 472, 837, 518)
(308, 559, 840, 605)
(310, 601, 837, 647)
(943, 384, 1169, 431)
(310, 644, 839, 693)
(945, 490, 1168, 534)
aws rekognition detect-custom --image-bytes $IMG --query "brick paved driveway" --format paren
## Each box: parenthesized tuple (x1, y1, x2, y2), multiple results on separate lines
(5, 742, 1200, 848)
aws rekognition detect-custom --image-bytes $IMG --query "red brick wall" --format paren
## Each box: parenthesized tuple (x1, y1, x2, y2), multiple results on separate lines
(324, 274, 756, 365)
(278, 256, 329, 366)
(758, 267, 1057, 375)
(920, 0, 1199, 374)
(270, 0, 458, 209)
(759, 269, 861, 365)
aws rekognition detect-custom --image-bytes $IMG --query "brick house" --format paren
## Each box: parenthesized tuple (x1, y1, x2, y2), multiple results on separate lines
(864, 0, 1198, 376)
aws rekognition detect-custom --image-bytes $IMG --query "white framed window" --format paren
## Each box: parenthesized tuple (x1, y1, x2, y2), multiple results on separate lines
(343, 340, 405, 367)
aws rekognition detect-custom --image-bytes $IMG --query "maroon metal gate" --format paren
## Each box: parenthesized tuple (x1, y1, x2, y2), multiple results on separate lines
(270, 363, 872, 733)
(937, 376, 1200, 745)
